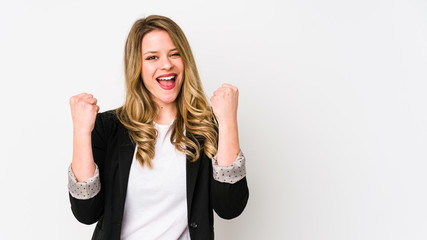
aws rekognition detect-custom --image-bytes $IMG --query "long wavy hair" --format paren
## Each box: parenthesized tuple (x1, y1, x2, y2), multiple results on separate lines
(116, 15, 218, 168)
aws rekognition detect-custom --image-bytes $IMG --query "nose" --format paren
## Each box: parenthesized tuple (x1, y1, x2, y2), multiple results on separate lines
(160, 56, 173, 70)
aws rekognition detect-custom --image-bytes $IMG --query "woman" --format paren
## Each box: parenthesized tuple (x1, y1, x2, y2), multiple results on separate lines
(68, 15, 249, 240)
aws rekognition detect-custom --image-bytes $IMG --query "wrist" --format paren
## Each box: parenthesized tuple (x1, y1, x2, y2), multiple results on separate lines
(216, 117, 237, 128)
(73, 128, 92, 138)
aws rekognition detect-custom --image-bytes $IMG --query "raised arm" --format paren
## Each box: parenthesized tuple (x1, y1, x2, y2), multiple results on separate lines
(210, 83, 240, 166)
(69, 93, 99, 181)
(210, 84, 249, 219)
(68, 93, 104, 224)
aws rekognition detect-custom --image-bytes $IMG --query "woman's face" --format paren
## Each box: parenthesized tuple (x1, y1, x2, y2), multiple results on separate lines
(141, 29, 184, 107)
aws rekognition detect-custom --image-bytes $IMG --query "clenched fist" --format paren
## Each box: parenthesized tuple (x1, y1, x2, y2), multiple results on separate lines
(210, 84, 239, 125)
(69, 93, 99, 135)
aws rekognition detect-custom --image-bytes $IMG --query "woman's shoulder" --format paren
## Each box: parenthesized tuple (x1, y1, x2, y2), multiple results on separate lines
(95, 109, 122, 132)
(92, 108, 127, 142)
(97, 109, 119, 121)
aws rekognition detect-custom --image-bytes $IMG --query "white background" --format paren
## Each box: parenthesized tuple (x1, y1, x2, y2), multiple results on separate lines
(1, 0, 426, 239)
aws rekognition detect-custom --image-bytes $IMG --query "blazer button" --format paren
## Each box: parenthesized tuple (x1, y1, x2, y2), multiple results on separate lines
(190, 222, 198, 228)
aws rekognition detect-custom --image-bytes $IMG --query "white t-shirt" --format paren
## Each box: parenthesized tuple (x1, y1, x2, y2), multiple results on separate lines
(120, 121, 190, 240)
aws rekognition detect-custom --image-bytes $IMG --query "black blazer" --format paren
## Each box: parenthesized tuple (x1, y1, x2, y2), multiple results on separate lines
(69, 110, 249, 240)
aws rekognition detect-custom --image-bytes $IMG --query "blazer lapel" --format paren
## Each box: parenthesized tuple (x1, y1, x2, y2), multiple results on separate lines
(117, 123, 136, 210)
(186, 133, 201, 216)
(186, 154, 201, 215)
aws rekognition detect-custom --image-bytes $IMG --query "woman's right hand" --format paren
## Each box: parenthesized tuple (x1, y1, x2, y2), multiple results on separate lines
(69, 93, 100, 135)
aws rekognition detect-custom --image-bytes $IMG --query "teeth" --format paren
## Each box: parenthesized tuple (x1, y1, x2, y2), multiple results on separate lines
(157, 75, 175, 81)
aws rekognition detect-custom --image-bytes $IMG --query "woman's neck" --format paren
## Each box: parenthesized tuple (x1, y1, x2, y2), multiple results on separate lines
(155, 103, 177, 125)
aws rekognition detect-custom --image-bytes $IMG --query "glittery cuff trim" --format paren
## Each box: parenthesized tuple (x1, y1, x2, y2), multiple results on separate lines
(68, 164, 101, 200)
(212, 150, 246, 184)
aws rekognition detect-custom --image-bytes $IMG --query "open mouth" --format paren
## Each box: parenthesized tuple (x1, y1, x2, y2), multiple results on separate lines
(156, 74, 177, 90)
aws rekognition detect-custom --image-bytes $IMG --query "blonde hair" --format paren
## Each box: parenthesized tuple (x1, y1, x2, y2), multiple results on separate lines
(116, 15, 218, 168)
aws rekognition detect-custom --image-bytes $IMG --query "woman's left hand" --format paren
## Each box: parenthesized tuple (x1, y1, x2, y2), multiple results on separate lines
(210, 83, 239, 125)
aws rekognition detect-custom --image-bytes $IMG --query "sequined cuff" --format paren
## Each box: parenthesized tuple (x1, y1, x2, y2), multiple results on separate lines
(212, 150, 246, 184)
(68, 164, 101, 200)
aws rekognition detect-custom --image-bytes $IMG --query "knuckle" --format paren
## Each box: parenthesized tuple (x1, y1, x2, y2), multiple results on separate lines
(82, 102, 90, 108)
(77, 99, 85, 105)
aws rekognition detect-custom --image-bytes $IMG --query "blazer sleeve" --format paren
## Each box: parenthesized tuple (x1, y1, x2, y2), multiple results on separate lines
(69, 113, 107, 225)
(210, 156, 249, 220)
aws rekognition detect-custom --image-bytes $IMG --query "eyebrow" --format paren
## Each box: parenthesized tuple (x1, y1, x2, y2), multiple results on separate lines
(143, 48, 178, 56)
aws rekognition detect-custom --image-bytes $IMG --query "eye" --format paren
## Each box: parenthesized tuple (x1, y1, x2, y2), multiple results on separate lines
(145, 56, 157, 60)
(171, 52, 180, 57)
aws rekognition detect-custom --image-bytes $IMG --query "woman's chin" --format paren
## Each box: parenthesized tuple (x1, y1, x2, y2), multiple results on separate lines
(154, 96, 178, 106)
